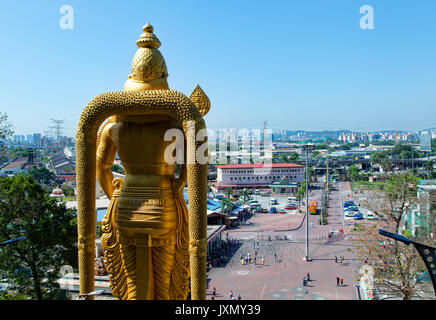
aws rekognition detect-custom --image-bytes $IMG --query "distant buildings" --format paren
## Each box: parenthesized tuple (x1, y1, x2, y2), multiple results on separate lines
(12, 133, 74, 148)
(338, 131, 416, 143)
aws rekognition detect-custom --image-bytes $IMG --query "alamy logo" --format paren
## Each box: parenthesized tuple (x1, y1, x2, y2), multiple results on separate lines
(59, 5, 74, 30)
(360, 5, 374, 30)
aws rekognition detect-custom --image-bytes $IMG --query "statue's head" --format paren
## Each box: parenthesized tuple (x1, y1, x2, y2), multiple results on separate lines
(116, 23, 171, 124)
(123, 23, 169, 92)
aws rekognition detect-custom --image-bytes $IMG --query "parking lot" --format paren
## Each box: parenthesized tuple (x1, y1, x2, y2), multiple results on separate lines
(248, 193, 300, 214)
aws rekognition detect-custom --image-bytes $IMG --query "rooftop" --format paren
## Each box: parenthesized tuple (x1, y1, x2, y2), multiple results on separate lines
(216, 163, 304, 169)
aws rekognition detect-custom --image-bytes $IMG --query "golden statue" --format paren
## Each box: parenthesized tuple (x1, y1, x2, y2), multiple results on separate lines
(75, 23, 210, 300)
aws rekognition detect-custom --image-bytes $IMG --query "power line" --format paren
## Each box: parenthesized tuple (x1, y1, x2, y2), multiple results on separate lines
(50, 118, 65, 149)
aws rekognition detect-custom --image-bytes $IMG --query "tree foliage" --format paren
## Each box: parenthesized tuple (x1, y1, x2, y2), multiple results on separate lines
(353, 173, 434, 299)
(0, 175, 77, 300)
(238, 189, 250, 204)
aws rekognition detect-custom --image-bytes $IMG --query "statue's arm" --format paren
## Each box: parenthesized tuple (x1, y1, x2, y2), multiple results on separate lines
(96, 123, 117, 199)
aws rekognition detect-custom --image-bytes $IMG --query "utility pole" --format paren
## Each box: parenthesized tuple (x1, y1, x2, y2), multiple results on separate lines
(50, 118, 65, 150)
(326, 154, 329, 202)
(302, 143, 315, 262)
(411, 143, 415, 176)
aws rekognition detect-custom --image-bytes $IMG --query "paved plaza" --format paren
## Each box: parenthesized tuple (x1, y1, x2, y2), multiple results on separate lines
(206, 182, 363, 300)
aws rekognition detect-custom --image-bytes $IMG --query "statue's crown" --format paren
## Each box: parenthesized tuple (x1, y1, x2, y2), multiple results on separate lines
(125, 23, 168, 89)
(136, 23, 161, 49)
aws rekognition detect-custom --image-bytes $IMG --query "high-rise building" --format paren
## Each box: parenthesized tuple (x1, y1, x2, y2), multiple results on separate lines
(420, 131, 432, 152)
(33, 133, 41, 146)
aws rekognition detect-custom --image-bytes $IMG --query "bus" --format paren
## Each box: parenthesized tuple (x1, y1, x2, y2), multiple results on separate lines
(308, 201, 317, 215)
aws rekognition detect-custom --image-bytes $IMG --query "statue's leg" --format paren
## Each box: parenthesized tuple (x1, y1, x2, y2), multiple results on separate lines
(152, 244, 176, 300)
(120, 240, 154, 300)
(136, 243, 154, 300)
(119, 243, 137, 299)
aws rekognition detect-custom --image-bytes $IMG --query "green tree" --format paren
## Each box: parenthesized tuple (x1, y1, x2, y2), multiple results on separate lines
(347, 164, 360, 182)
(27, 167, 55, 187)
(224, 187, 233, 199)
(220, 198, 234, 214)
(297, 179, 306, 205)
(353, 173, 433, 300)
(0, 175, 77, 300)
(423, 160, 434, 173)
(239, 189, 250, 204)
(288, 152, 300, 164)
(278, 153, 289, 163)
(62, 186, 75, 197)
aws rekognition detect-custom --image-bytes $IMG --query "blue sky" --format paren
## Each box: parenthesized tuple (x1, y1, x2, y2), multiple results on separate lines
(1, 0, 435, 136)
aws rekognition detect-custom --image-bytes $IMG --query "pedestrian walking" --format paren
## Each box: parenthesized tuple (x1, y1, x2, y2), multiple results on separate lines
(340, 256, 343, 264)
(254, 256, 257, 265)
(237, 294, 241, 300)
(211, 296, 215, 300)
(274, 253, 277, 263)
(306, 273, 310, 281)
(335, 256, 337, 263)
(241, 258, 244, 265)
(248, 252, 251, 263)
(336, 276, 340, 287)
(229, 290, 233, 299)
(240, 252, 243, 260)
(213, 286, 216, 296)
(254, 250, 257, 257)
(261, 258, 265, 265)
(303, 277, 307, 287)
(340, 277, 343, 286)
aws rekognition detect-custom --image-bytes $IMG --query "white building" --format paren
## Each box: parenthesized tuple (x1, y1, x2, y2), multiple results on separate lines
(214, 163, 305, 192)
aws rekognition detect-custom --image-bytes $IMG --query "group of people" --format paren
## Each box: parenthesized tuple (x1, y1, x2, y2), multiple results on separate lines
(228, 290, 242, 300)
(334, 255, 345, 264)
(207, 237, 239, 268)
(240, 250, 265, 265)
(209, 286, 242, 300)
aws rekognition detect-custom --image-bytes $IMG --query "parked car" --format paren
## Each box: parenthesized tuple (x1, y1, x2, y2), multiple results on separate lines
(366, 212, 378, 220)
(270, 198, 278, 205)
(353, 212, 364, 220)
(269, 207, 277, 213)
(261, 208, 267, 213)
(285, 205, 297, 210)
(345, 209, 359, 217)
(279, 209, 286, 214)
(344, 201, 356, 208)
(344, 206, 359, 212)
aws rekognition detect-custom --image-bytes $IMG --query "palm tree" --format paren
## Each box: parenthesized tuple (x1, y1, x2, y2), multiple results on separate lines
(239, 188, 250, 204)
(224, 187, 233, 199)
(220, 198, 234, 214)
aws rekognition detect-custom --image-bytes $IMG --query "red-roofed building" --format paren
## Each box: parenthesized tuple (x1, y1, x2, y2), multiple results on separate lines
(213, 163, 305, 192)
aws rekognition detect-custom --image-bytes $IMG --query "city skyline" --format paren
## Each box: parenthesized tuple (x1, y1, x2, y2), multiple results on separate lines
(1, 1, 436, 136)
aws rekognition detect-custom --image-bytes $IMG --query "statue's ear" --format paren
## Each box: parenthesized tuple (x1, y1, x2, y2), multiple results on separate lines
(189, 85, 210, 117)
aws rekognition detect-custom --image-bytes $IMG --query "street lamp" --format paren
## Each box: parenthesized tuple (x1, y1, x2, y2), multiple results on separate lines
(302, 143, 315, 261)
